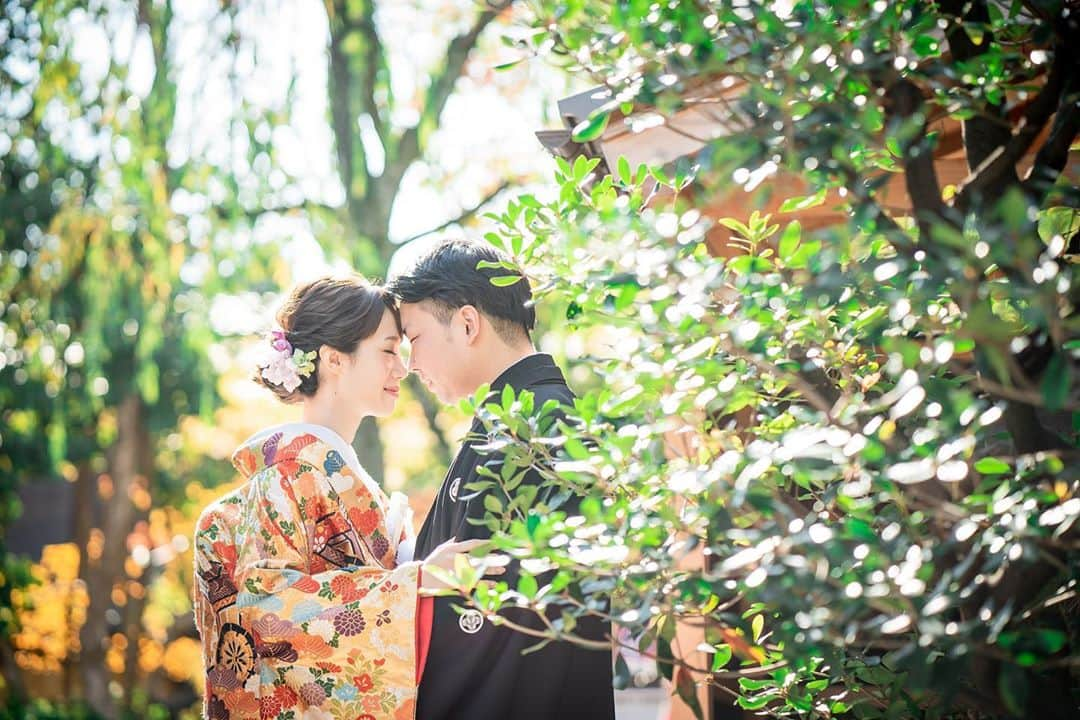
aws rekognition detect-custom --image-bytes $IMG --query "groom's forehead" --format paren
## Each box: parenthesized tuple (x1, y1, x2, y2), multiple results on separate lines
(400, 301, 443, 323)
(398, 302, 427, 333)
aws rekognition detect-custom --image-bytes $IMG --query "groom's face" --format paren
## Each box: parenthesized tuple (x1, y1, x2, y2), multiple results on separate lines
(399, 301, 470, 404)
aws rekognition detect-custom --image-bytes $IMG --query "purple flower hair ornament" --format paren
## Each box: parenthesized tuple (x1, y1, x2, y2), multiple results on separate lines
(259, 328, 317, 393)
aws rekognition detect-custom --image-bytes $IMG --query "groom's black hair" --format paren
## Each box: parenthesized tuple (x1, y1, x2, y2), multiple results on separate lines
(388, 239, 535, 344)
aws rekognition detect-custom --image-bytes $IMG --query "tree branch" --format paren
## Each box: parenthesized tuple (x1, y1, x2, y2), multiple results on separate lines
(939, 0, 1017, 174)
(357, 1, 387, 145)
(211, 200, 341, 223)
(954, 42, 1070, 210)
(328, 9, 363, 201)
(836, 165, 921, 259)
(886, 78, 951, 238)
(397, 179, 512, 244)
(396, 1, 513, 175)
(1022, 57, 1080, 203)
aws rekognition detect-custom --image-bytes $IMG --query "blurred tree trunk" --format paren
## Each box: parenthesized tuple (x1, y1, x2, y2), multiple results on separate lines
(77, 392, 149, 716)
(325, 1, 516, 482)
(353, 418, 385, 485)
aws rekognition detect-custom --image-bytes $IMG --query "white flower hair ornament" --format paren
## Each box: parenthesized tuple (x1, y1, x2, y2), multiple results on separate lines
(259, 329, 317, 393)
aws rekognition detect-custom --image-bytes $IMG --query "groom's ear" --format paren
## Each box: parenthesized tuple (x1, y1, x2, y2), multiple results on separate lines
(459, 305, 482, 346)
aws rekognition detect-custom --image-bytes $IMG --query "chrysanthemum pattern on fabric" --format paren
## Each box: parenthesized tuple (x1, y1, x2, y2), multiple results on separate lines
(194, 427, 419, 720)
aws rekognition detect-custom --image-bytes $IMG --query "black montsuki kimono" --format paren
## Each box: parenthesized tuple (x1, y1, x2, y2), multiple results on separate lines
(415, 353, 616, 720)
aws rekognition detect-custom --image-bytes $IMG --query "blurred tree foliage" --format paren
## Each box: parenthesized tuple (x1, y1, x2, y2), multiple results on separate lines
(452, 1, 1080, 718)
(315, 0, 520, 481)
(1, 0, 540, 716)
(0, 0, 285, 714)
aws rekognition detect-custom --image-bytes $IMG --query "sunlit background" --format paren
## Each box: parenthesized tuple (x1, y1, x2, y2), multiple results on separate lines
(1, 0, 655, 716)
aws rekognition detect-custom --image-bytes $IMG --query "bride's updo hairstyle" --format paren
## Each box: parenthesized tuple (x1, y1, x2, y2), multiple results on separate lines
(254, 276, 400, 403)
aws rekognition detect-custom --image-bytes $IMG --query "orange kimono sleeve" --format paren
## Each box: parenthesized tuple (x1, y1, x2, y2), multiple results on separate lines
(197, 464, 421, 720)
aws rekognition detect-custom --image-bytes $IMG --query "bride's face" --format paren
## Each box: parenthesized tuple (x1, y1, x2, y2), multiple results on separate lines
(342, 309, 407, 417)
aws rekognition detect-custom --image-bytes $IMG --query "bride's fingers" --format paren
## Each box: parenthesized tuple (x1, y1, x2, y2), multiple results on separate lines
(425, 538, 488, 564)
(444, 539, 488, 554)
(473, 553, 509, 576)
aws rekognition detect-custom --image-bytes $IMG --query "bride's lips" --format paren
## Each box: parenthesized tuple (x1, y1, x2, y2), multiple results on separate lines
(384, 386, 400, 397)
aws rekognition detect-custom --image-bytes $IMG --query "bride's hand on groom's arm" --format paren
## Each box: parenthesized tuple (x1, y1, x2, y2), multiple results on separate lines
(418, 538, 507, 594)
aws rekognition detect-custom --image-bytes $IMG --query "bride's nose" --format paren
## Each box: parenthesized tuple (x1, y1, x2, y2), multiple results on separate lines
(391, 353, 408, 379)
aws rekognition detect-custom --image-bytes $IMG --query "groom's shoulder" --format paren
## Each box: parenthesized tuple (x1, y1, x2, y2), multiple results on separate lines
(529, 376, 575, 408)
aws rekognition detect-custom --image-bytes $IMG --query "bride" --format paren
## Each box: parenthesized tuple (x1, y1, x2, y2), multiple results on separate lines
(194, 276, 479, 720)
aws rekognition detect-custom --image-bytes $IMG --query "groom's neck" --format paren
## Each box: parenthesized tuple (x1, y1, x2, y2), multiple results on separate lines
(477, 343, 537, 389)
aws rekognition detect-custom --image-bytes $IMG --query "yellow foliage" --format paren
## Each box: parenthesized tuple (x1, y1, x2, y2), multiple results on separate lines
(106, 642, 124, 674)
(97, 473, 114, 500)
(12, 544, 87, 672)
(130, 483, 152, 511)
(123, 557, 143, 579)
(163, 637, 203, 686)
(139, 637, 164, 674)
(40, 544, 80, 582)
(87, 528, 105, 561)
(59, 461, 78, 482)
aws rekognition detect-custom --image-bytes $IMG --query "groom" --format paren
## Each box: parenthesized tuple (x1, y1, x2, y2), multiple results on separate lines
(389, 239, 615, 719)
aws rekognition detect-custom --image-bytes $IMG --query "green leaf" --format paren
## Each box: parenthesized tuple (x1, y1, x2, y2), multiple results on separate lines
(494, 59, 523, 71)
(613, 652, 631, 690)
(476, 259, 518, 271)
(517, 573, 538, 598)
(997, 663, 1028, 716)
(490, 275, 524, 287)
(484, 494, 504, 514)
(572, 154, 602, 183)
(751, 614, 764, 643)
(453, 553, 478, 588)
(788, 239, 821, 269)
(913, 35, 940, 57)
(572, 111, 610, 142)
(1041, 353, 1069, 411)
(886, 135, 902, 158)
(711, 644, 733, 670)
(674, 667, 703, 716)
(617, 155, 632, 186)
(656, 635, 675, 682)
(736, 694, 774, 711)
(779, 188, 826, 212)
(974, 457, 1011, 475)
(845, 518, 877, 541)
(738, 677, 773, 692)
(778, 220, 801, 260)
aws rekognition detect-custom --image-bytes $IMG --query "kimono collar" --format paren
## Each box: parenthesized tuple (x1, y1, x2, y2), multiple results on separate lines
(231, 423, 386, 510)
(488, 353, 567, 396)
(233, 422, 352, 474)
(231, 422, 401, 567)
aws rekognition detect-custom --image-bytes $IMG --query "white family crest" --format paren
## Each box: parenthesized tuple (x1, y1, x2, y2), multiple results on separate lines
(458, 609, 484, 634)
(448, 476, 462, 502)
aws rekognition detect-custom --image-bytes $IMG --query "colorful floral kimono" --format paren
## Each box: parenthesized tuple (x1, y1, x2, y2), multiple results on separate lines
(195, 423, 424, 720)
